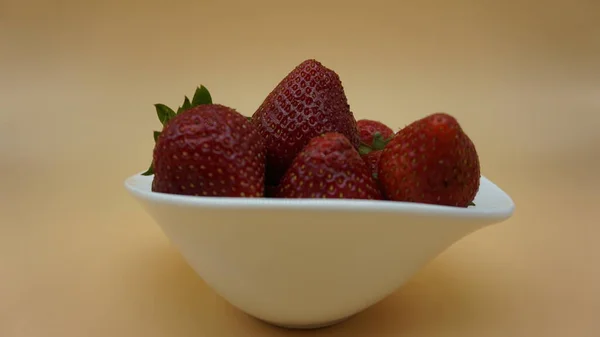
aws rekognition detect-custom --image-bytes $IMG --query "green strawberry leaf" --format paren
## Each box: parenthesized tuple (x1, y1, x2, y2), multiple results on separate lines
(192, 85, 212, 106)
(246, 116, 253, 121)
(468, 201, 476, 206)
(358, 133, 392, 156)
(141, 163, 154, 176)
(178, 96, 192, 112)
(144, 85, 213, 177)
(155, 104, 176, 125)
(371, 132, 390, 151)
(358, 143, 373, 156)
(183, 96, 192, 108)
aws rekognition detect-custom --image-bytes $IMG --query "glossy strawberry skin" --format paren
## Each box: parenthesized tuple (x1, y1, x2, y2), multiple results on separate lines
(151, 104, 266, 197)
(357, 119, 394, 146)
(378, 113, 480, 207)
(277, 132, 382, 200)
(252, 59, 360, 185)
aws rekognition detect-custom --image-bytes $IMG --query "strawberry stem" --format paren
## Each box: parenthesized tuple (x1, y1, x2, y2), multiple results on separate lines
(358, 132, 392, 156)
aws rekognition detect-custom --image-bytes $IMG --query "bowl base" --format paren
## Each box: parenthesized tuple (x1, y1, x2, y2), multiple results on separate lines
(260, 315, 352, 329)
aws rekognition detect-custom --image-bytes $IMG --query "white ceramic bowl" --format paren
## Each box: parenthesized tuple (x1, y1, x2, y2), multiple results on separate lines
(124, 172, 514, 329)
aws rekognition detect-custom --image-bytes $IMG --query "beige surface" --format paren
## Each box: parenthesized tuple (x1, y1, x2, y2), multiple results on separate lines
(1, 0, 599, 336)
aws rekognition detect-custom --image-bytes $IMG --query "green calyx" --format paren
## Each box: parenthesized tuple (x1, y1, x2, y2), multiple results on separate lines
(141, 85, 213, 176)
(358, 132, 392, 156)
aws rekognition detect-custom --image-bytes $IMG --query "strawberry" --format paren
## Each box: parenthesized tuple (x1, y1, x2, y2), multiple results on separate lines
(252, 59, 360, 185)
(143, 86, 266, 197)
(356, 119, 395, 178)
(378, 113, 480, 207)
(356, 119, 394, 146)
(362, 150, 384, 179)
(277, 132, 382, 200)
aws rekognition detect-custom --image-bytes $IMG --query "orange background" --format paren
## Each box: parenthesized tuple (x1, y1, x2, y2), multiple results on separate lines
(1, 0, 599, 336)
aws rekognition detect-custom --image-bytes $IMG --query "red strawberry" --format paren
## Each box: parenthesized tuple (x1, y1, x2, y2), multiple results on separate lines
(277, 132, 382, 200)
(150, 103, 266, 197)
(362, 150, 383, 179)
(356, 119, 394, 178)
(357, 119, 394, 146)
(378, 113, 480, 207)
(252, 59, 360, 185)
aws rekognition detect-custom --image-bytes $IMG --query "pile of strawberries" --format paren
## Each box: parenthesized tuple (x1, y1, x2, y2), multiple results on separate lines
(143, 59, 480, 207)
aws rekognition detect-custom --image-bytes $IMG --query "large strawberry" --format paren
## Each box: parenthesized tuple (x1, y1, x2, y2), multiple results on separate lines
(378, 113, 480, 207)
(356, 119, 395, 178)
(252, 59, 360, 185)
(143, 86, 266, 197)
(277, 132, 382, 200)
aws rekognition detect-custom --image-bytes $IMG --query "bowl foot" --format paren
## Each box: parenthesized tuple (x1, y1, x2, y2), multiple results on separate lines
(260, 315, 352, 329)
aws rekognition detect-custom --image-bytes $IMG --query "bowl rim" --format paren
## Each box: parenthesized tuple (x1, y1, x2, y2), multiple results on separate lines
(124, 172, 515, 220)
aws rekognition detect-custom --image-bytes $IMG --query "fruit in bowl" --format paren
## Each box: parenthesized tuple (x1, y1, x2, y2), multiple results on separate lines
(125, 59, 515, 329)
